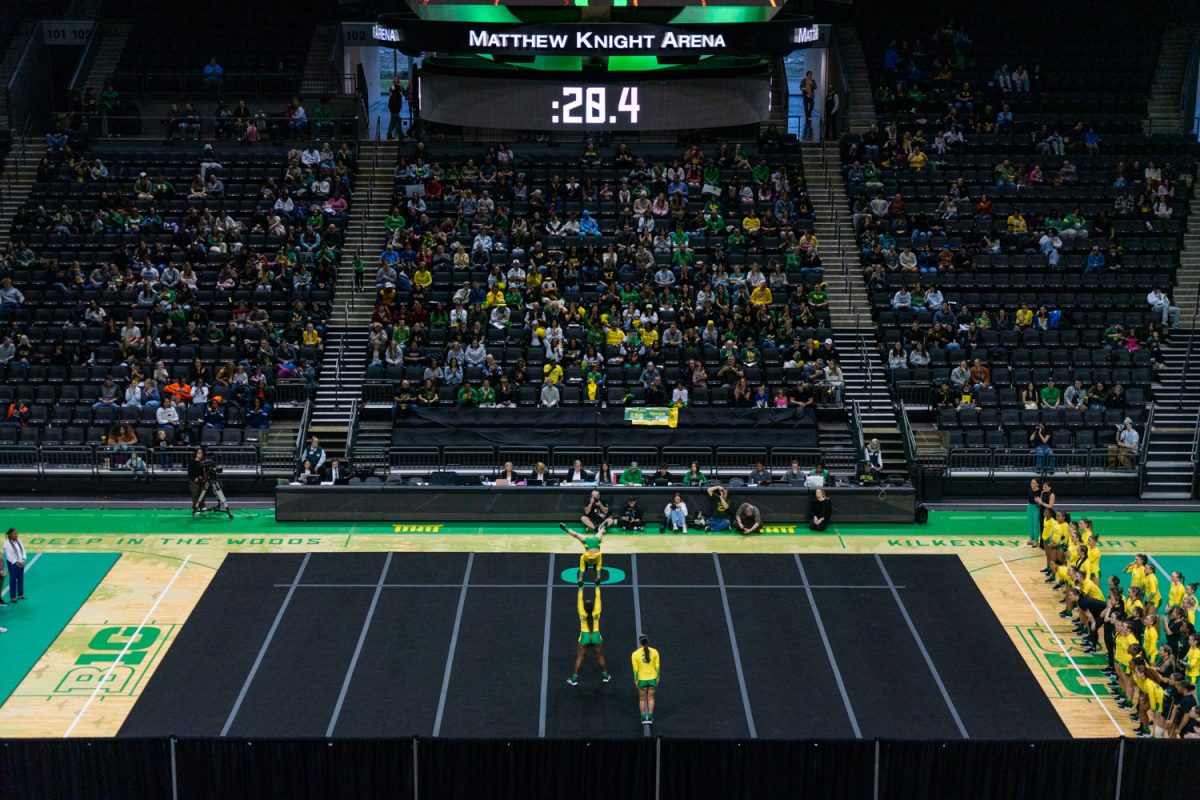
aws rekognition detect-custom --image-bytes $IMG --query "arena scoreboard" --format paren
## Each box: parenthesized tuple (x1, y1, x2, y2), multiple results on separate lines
(375, 0, 827, 131)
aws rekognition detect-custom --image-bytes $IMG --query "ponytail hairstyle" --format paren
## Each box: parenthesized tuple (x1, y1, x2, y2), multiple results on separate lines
(639, 634, 650, 663)
(583, 598, 595, 632)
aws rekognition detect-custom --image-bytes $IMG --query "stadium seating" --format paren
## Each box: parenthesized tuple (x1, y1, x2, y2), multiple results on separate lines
(0, 136, 356, 468)
(839, 9, 1195, 470)
(361, 147, 840, 409)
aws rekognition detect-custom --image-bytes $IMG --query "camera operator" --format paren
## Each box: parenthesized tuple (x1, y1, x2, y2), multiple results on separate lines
(188, 447, 228, 512)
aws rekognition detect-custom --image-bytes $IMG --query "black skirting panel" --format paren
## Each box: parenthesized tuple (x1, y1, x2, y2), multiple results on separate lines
(274, 484, 917, 523)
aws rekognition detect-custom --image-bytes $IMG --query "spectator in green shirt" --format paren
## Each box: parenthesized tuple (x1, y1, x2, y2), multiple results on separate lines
(1039, 378, 1062, 409)
(682, 462, 709, 485)
(100, 82, 120, 137)
(456, 383, 477, 408)
(384, 207, 407, 232)
(619, 462, 646, 486)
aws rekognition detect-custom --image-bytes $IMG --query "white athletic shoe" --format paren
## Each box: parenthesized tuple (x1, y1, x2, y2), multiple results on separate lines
(0, 627, 7, 633)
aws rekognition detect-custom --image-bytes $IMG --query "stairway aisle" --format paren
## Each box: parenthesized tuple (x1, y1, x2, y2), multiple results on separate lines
(1143, 19, 1198, 135)
(301, 24, 340, 98)
(802, 145, 866, 330)
(803, 145, 906, 481)
(833, 26, 877, 136)
(0, 137, 39, 249)
(1172, 173, 1200, 321)
(78, 21, 132, 93)
(1142, 330, 1200, 499)
(306, 141, 391, 458)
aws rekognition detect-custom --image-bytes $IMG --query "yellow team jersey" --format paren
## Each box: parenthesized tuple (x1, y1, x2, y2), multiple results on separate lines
(605, 328, 625, 346)
(1168, 583, 1185, 608)
(1184, 647, 1200, 680)
(1085, 546, 1101, 578)
(631, 647, 661, 682)
(1115, 633, 1137, 667)
(1081, 579, 1105, 601)
(1143, 573, 1160, 606)
(1040, 517, 1055, 543)
(1126, 564, 1145, 589)
(577, 588, 602, 634)
(1052, 522, 1069, 546)
(1143, 626, 1159, 661)
(1066, 542, 1080, 564)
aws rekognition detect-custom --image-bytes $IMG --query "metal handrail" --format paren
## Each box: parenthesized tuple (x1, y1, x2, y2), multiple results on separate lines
(68, 20, 102, 90)
(333, 302, 349, 410)
(57, 113, 361, 142)
(857, 330, 876, 409)
(1138, 401, 1156, 496)
(344, 398, 359, 464)
(293, 394, 313, 460)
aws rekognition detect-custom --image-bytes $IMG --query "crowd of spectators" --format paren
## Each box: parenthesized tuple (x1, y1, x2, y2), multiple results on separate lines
(368, 140, 848, 413)
(839, 18, 1192, 471)
(0, 132, 357, 451)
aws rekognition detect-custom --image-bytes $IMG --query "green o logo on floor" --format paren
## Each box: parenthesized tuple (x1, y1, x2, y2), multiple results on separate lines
(561, 567, 626, 585)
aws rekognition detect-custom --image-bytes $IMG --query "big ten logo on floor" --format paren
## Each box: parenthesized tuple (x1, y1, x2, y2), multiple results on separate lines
(1016, 625, 1110, 698)
(53, 625, 174, 697)
(560, 567, 627, 585)
(392, 524, 443, 533)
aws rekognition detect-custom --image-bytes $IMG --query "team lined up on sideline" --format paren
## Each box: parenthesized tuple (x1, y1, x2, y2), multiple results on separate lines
(1028, 478, 1199, 738)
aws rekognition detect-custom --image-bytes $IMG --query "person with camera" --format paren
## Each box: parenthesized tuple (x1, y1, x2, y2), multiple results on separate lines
(1030, 422, 1055, 474)
(580, 490, 611, 532)
(188, 447, 229, 514)
(617, 497, 645, 531)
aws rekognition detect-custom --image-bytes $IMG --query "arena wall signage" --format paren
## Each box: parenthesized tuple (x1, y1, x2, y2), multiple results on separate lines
(374, 18, 826, 56)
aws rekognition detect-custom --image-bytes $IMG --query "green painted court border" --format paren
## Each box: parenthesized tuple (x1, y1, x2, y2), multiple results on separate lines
(4, 509, 1200, 540)
(0, 553, 121, 704)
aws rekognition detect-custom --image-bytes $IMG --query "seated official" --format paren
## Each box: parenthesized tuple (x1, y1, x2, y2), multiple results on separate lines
(650, 464, 675, 486)
(564, 460, 594, 483)
(323, 458, 350, 485)
(494, 461, 520, 484)
(528, 461, 554, 486)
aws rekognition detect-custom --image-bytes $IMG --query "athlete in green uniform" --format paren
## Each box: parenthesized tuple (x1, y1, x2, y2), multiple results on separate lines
(568, 579, 610, 686)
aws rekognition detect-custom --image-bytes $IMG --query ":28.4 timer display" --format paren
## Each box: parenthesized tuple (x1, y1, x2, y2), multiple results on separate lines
(550, 86, 640, 125)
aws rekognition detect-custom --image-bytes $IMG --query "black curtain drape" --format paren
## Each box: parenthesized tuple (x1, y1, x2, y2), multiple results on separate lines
(1119, 738, 1200, 799)
(658, 739, 876, 800)
(174, 738, 413, 800)
(416, 737, 656, 800)
(876, 739, 1120, 800)
(0, 737, 172, 800)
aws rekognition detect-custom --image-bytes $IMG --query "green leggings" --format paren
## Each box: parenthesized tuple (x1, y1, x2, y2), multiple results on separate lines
(1027, 503, 1041, 541)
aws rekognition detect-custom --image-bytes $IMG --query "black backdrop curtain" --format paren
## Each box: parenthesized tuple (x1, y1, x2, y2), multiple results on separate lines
(876, 739, 1120, 800)
(0, 737, 173, 800)
(658, 739, 877, 800)
(416, 737, 656, 800)
(173, 738, 413, 800)
(1118, 738, 1200, 799)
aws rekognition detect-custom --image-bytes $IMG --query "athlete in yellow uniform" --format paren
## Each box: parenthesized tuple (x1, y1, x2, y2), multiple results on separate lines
(1186, 635, 1200, 685)
(1142, 613, 1159, 663)
(562, 522, 606, 579)
(1084, 535, 1102, 581)
(1167, 571, 1185, 608)
(568, 582, 610, 686)
(1124, 555, 1147, 592)
(631, 634, 661, 725)
(1131, 663, 1164, 737)
(1142, 564, 1161, 609)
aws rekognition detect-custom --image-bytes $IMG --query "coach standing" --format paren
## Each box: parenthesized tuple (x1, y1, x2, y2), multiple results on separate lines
(5, 528, 27, 602)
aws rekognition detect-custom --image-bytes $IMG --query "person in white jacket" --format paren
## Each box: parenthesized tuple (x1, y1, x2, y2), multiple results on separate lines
(4, 527, 28, 612)
(662, 494, 689, 533)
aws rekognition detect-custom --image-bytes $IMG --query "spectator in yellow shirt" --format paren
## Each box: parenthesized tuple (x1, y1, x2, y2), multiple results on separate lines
(1015, 303, 1033, 327)
(413, 266, 433, 288)
(604, 321, 626, 347)
(485, 287, 506, 308)
(749, 284, 773, 306)
(1007, 210, 1028, 232)
(908, 146, 928, 170)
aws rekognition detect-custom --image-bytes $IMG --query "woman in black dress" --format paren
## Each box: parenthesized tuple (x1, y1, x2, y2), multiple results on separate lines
(809, 488, 832, 532)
